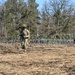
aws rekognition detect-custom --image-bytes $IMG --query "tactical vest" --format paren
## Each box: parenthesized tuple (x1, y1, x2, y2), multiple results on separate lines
(20, 29, 25, 38)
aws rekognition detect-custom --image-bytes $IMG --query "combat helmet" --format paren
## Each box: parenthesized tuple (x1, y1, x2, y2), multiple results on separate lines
(22, 24, 27, 28)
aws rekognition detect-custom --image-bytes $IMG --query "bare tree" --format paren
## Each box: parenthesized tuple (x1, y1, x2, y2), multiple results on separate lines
(40, 0, 75, 38)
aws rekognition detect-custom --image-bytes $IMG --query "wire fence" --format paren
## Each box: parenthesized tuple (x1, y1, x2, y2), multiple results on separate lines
(0, 34, 74, 45)
(30, 38, 74, 45)
(0, 38, 74, 45)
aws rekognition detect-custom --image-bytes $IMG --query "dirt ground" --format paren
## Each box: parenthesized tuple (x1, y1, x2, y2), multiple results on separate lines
(0, 43, 75, 75)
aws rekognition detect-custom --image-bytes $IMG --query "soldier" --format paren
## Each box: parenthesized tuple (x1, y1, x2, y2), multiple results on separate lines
(19, 24, 30, 51)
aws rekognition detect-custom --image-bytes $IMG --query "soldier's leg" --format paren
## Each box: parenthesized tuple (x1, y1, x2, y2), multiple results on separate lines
(26, 37, 30, 47)
(20, 37, 23, 49)
(24, 39, 31, 51)
(24, 37, 30, 51)
(26, 36, 30, 47)
(24, 39, 28, 51)
(21, 38, 25, 49)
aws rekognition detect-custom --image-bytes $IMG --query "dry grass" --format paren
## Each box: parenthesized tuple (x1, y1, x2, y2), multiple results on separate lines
(0, 43, 75, 75)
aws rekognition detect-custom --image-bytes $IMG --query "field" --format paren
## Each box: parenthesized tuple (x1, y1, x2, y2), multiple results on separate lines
(0, 43, 75, 75)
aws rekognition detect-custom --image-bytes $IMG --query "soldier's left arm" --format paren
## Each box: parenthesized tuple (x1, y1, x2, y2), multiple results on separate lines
(23, 29, 30, 38)
(26, 29, 30, 38)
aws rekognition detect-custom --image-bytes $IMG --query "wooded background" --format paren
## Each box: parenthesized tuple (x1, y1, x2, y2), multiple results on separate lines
(0, 0, 75, 42)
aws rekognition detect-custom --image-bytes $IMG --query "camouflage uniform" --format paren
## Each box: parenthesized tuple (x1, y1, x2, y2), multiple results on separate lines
(19, 24, 30, 51)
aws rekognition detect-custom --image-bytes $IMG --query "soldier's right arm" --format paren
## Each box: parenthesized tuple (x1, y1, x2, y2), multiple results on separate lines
(25, 29, 30, 38)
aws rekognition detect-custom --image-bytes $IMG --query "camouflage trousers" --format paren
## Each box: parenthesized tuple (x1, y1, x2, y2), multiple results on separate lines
(20, 37, 30, 50)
